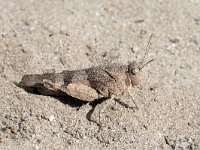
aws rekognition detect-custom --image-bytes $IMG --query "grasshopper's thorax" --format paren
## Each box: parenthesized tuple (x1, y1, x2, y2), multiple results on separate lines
(127, 61, 142, 87)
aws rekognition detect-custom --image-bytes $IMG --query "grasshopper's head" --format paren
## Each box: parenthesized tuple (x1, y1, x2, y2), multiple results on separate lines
(128, 59, 154, 87)
(128, 61, 142, 86)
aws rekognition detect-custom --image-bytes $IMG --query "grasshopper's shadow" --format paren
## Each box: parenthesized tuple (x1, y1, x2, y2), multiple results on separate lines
(15, 82, 106, 123)
(19, 84, 104, 107)
(15, 82, 134, 126)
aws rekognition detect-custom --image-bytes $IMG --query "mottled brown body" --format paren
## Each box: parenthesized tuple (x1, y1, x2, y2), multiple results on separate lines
(20, 61, 142, 102)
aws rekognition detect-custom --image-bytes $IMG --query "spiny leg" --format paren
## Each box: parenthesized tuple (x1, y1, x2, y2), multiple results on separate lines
(97, 95, 116, 129)
(77, 100, 92, 111)
(127, 89, 138, 110)
(114, 90, 138, 110)
(114, 96, 133, 109)
(83, 95, 107, 129)
(134, 85, 148, 107)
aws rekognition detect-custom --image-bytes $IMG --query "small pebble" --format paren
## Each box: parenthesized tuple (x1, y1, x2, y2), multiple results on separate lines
(49, 115, 55, 122)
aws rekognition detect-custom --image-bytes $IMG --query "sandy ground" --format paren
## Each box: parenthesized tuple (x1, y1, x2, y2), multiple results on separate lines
(0, 0, 200, 149)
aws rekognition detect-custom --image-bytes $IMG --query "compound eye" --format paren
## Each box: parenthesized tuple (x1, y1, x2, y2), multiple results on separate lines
(131, 68, 139, 75)
(131, 69, 136, 75)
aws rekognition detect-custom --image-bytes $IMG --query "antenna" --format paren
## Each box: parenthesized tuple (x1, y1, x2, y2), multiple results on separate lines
(138, 34, 155, 71)
(140, 58, 155, 70)
(140, 34, 153, 66)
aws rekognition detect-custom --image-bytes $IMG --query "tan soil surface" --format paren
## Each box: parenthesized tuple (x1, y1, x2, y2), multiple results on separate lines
(0, 0, 200, 149)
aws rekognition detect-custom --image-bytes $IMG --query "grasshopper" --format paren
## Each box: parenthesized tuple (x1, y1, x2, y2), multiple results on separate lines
(20, 35, 154, 109)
